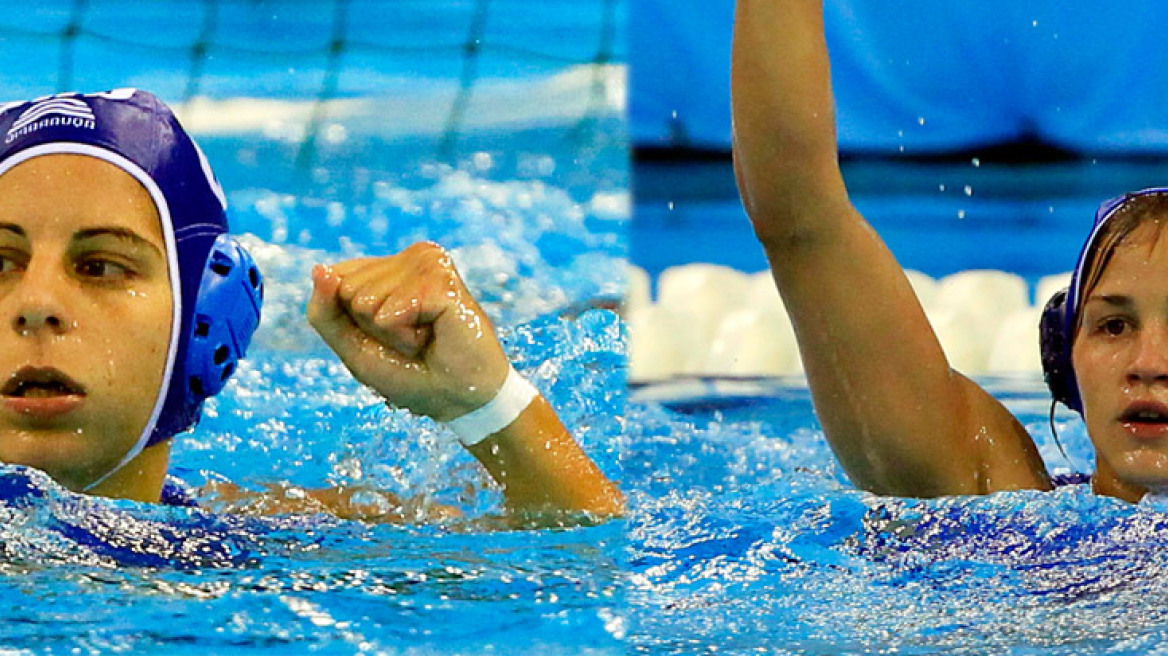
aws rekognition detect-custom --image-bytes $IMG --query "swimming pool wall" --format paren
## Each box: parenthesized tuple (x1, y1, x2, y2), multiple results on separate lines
(628, 157, 1168, 382)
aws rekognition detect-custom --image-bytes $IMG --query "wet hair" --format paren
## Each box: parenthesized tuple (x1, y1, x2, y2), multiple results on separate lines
(1072, 192, 1168, 335)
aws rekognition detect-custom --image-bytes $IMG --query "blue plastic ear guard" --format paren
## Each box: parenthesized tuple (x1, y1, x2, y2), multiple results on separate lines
(1039, 288, 1081, 413)
(184, 234, 263, 402)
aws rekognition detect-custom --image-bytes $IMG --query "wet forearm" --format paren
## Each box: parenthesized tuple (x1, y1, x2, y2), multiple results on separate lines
(466, 395, 623, 518)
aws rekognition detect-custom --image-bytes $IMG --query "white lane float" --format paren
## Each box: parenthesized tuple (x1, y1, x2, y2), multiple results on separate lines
(629, 263, 1071, 382)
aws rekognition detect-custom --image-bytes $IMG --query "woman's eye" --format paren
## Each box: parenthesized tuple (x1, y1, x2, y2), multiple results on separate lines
(75, 258, 131, 280)
(0, 251, 26, 275)
(1101, 317, 1130, 336)
(0, 256, 21, 274)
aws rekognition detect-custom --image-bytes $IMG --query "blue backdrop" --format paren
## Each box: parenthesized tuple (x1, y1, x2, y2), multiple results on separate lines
(632, 0, 1168, 155)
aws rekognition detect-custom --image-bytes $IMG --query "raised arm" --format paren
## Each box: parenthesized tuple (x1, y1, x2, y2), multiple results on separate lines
(306, 242, 622, 518)
(731, 0, 1049, 496)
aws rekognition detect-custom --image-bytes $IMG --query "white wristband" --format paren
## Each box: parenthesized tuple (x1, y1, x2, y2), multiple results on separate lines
(445, 366, 539, 446)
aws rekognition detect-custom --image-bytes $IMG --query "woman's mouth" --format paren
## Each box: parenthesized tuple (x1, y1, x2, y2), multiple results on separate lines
(1119, 401, 1168, 439)
(0, 367, 86, 420)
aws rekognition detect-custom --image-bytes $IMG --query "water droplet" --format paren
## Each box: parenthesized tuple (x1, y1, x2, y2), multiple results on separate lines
(917, 116, 926, 126)
(324, 123, 347, 145)
(472, 152, 493, 172)
(964, 185, 973, 197)
(971, 157, 981, 168)
(958, 209, 966, 219)
(938, 184, 946, 192)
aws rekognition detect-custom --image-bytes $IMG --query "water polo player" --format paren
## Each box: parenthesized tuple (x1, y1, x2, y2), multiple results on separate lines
(0, 88, 621, 516)
(733, 0, 1168, 501)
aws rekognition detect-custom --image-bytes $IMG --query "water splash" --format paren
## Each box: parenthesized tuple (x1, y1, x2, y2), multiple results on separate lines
(624, 384, 1168, 654)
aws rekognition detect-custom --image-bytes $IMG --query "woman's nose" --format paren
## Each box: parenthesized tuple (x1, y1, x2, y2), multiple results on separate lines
(1127, 324, 1168, 384)
(15, 307, 67, 334)
(8, 264, 73, 337)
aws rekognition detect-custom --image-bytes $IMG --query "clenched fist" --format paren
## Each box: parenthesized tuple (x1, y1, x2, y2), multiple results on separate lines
(307, 242, 511, 422)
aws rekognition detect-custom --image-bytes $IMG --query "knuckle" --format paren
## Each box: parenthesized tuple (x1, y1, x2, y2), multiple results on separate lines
(372, 303, 399, 326)
(337, 277, 359, 300)
(408, 241, 450, 269)
(350, 292, 380, 316)
(375, 295, 406, 318)
(408, 240, 443, 256)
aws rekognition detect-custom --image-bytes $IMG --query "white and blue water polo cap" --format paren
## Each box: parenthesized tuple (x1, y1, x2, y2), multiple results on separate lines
(0, 89, 257, 483)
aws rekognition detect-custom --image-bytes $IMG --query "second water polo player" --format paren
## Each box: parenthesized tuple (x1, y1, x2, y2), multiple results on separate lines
(733, 0, 1168, 502)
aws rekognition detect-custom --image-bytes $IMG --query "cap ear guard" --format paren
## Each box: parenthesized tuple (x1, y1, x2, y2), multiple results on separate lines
(185, 234, 263, 403)
(1039, 288, 1082, 414)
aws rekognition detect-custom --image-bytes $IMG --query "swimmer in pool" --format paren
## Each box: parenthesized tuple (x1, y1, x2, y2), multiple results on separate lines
(0, 88, 622, 518)
(733, 0, 1168, 502)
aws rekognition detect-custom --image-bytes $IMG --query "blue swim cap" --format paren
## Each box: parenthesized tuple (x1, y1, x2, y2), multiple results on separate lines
(0, 89, 262, 486)
(1040, 187, 1168, 413)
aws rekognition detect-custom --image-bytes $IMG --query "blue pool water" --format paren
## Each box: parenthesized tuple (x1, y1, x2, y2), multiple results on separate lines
(0, 2, 628, 654)
(627, 158, 1168, 654)
(625, 380, 1168, 654)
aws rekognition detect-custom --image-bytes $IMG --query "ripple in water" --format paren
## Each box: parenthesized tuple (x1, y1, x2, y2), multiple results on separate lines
(625, 394, 1168, 655)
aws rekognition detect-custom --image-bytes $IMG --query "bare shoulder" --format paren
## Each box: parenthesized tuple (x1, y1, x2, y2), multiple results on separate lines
(954, 372, 1053, 495)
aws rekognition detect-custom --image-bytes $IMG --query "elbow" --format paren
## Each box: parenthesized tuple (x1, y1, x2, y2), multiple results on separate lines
(589, 489, 626, 520)
(753, 217, 829, 252)
(735, 164, 852, 254)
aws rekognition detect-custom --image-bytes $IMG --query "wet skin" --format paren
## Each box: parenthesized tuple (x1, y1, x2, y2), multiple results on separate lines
(0, 154, 173, 497)
(1075, 221, 1168, 501)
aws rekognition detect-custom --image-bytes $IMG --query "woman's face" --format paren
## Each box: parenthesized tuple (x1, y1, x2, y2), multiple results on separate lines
(0, 154, 173, 491)
(1074, 219, 1168, 494)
